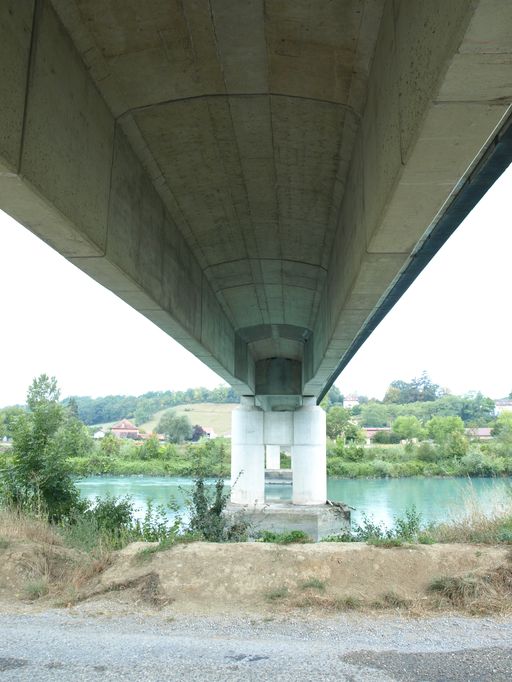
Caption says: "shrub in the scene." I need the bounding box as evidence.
[183,476,248,542]
[257,530,312,544]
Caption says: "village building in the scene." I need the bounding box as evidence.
[343,395,360,410]
[495,400,512,416]
[110,419,140,440]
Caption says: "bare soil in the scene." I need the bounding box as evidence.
[1,537,511,617]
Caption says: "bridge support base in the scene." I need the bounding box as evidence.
[230,397,326,506]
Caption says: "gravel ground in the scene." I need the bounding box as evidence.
[1,611,512,681]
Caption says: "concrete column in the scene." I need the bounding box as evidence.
[230,397,265,506]
[265,445,281,470]
[291,398,327,505]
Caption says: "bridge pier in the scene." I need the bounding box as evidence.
[265,445,281,471]
[230,397,326,507]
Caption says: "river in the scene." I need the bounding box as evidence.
[76,475,512,529]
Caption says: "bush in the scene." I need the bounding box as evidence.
[372,431,401,445]
[257,530,312,544]
[416,442,438,462]
[183,476,248,542]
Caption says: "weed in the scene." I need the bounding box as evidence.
[265,586,289,601]
[428,575,481,604]
[24,579,49,600]
[380,591,411,608]
[300,578,326,591]
[367,537,403,548]
[257,530,312,544]
[134,545,159,563]
[320,533,354,543]
[335,595,362,610]
[0,537,10,550]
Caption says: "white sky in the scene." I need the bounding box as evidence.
[0,163,511,407]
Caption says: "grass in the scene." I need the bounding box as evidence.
[265,586,289,601]
[428,575,481,604]
[138,403,235,436]
[257,530,312,544]
[300,577,326,591]
[0,537,10,550]
[367,537,404,548]
[24,579,49,600]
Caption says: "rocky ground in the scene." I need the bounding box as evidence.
[1,610,512,680]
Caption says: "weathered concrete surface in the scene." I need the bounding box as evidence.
[1,1,511,399]
[227,502,349,541]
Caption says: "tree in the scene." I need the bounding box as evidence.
[427,416,465,448]
[0,406,25,439]
[191,424,207,442]
[326,406,350,440]
[492,412,512,449]
[384,373,441,404]
[158,412,193,443]
[326,386,344,406]
[0,375,83,521]
[360,402,389,427]
[139,434,160,460]
[100,433,121,457]
[392,416,424,441]
[54,404,94,458]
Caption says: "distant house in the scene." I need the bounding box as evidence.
[495,400,512,416]
[93,430,106,440]
[465,427,493,440]
[363,427,391,445]
[203,426,216,440]
[343,395,360,410]
[111,419,140,440]
[139,432,166,442]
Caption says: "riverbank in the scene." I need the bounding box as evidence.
[63,450,512,480]
[1,504,512,618]
[1,528,511,617]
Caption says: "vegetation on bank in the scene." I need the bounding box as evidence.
[2,373,512,483]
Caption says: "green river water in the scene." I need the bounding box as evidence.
[76,476,512,529]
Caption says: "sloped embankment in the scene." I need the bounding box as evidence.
[1,534,511,616]
[82,541,512,615]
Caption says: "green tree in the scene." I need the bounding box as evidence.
[360,402,389,427]
[344,422,365,444]
[139,434,160,460]
[54,407,94,458]
[392,415,424,441]
[326,406,350,439]
[100,433,121,457]
[384,372,441,404]
[0,375,83,521]
[0,406,25,439]
[158,412,193,443]
[492,412,512,450]
[427,415,465,448]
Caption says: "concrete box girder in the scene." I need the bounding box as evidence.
[0,0,511,402]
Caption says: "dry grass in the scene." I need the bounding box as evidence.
[427,551,512,614]
[428,485,512,545]
[0,508,62,546]
[0,507,113,605]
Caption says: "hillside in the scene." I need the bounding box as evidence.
[139,402,236,436]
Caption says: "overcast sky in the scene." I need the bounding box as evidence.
[0,163,510,407]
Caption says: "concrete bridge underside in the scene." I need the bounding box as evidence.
[1,1,511,505]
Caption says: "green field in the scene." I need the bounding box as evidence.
[139,402,236,436]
